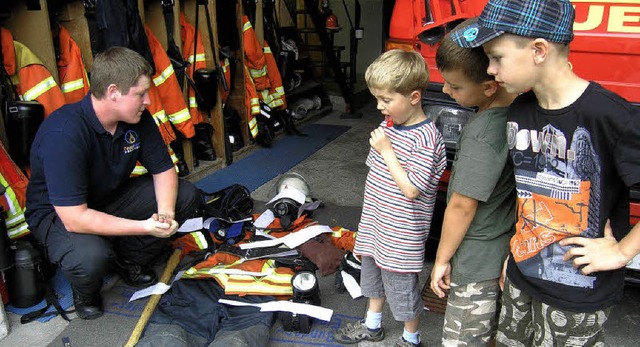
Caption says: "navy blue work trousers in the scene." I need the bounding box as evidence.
[30,176,200,296]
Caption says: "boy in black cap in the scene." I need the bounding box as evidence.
[450,0,640,345]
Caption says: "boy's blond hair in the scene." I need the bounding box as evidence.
[365,49,429,95]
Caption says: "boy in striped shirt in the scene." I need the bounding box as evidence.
[333,49,446,347]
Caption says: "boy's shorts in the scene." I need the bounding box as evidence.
[442,279,500,347]
[360,256,423,322]
[496,278,612,347]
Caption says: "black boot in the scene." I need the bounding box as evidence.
[170,139,190,177]
[194,123,217,161]
[111,258,157,287]
[72,288,103,320]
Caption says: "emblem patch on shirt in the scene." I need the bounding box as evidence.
[123,130,140,154]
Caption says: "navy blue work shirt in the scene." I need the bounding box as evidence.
[25,94,173,227]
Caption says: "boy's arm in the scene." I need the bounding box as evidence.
[430,192,478,298]
[370,127,421,199]
[561,221,640,275]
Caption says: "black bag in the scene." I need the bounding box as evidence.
[199,184,253,222]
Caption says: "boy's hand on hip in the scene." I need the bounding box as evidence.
[369,127,392,154]
[430,262,451,298]
[560,221,628,275]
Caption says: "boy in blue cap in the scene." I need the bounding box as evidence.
[450,0,640,345]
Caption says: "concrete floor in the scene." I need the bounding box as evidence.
[0,99,639,347]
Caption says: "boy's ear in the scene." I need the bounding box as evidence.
[409,90,421,105]
[531,38,549,65]
[482,80,498,98]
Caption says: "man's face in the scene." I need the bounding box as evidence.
[483,35,535,94]
[369,88,421,126]
[441,69,487,109]
[115,75,151,124]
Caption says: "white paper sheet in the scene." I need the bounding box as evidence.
[177,217,203,232]
[129,283,171,302]
[218,299,333,321]
[341,270,363,299]
[239,224,332,250]
[267,186,306,205]
[253,209,276,229]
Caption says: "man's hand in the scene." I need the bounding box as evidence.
[430,261,451,298]
[560,221,629,275]
[369,127,392,154]
[144,213,178,238]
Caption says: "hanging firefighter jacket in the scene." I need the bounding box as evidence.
[262,41,286,109]
[130,84,180,177]
[56,26,90,104]
[145,25,194,139]
[242,16,270,91]
[0,142,30,239]
[244,65,259,139]
[180,12,207,125]
[1,28,65,117]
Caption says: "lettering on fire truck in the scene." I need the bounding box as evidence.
[573,0,640,33]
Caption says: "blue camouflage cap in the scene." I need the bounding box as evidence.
[450,0,575,48]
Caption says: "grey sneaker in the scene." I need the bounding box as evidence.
[395,337,423,347]
[333,319,385,344]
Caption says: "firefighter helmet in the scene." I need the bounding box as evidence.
[276,172,311,202]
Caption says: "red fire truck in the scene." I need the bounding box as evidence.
[385,0,640,283]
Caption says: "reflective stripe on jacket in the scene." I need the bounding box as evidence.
[244,65,259,138]
[1,28,65,117]
[262,42,286,109]
[57,26,90,104]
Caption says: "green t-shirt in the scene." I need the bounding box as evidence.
[447,106,516,285]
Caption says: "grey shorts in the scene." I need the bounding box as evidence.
[359,256,423,322]
[443,279,500,347]
[496,278,612,347]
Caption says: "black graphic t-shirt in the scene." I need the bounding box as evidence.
[506,82,640,311]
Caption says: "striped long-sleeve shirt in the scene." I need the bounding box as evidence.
[355,119,446,272]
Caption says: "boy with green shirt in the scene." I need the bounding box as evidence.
[429,18,517,346]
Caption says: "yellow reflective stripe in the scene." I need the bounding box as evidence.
[191,232,208,250]
[269,98,284,108]
[61,78,84,93]
[153,64,175,87]
[167,107,191,124]
[189,96,198,108]
[243,21,252,32]
[275,86,285,97]
[187,53,206,64]
[260,89,272,103]
[8,223,29,239]
[131,165,148,176]
[152,109,170,125]
[23,76,57,101]
[249,117,258,137]
[249,66,267,78]
[0,175,28,238]
[263,46,272,54]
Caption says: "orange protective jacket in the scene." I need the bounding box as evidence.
[145,25,194,139]
[180,13,208,124]
[1,27,65,117]
[244,64,260,139]
[242,16,270,91]
[262,41,286,109]
[56,26,90,104]
[0,142,30,239]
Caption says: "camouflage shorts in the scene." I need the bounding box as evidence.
[496,278,612,347]
[442,279,500,347]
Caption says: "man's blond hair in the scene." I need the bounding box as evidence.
[365,49,429,95]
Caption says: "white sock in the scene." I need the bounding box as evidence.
[403,329,420,344]
[364,310,382,330]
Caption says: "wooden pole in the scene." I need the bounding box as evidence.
[124,248,182,347]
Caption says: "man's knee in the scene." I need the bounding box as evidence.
[175,179,201,222]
